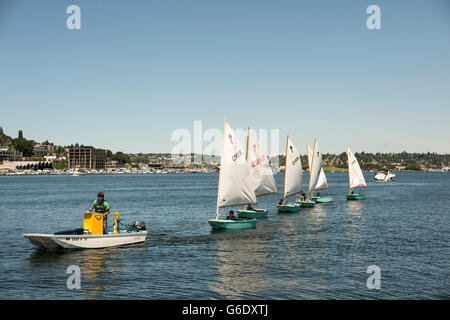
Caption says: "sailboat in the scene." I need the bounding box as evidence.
[208,119,258,230]
[346,146,367,200]
[307,140,333,204]
[237,128,278,219]
[277,136,302,213]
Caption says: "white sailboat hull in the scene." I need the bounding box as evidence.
[24,232,147,250]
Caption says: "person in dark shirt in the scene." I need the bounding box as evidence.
[246,204,255,211]
[226,210,238,221]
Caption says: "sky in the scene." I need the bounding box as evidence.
[0,0,449,154]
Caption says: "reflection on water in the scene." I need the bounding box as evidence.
[345,200,364,217]
[212,229,270,299]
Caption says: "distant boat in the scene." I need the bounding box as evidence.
[374,169,395,182]
[277,136,302,213]
[237,128,278,219]
[208,119,258,230]
[307,140,333,204]
[346,146,367,200]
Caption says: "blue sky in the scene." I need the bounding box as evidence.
[0,0,449,154]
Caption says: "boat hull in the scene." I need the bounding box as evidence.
[208,219,257,230]
[311,196,334,203]
[297,200,315,208]
[237,209,267,219]
[346,194,365,200]
[23,232,148,250]
[277,204,300,213]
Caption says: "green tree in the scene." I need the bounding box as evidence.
[112,152,131,164]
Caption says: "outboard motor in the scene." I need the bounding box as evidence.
[130,221,146,231]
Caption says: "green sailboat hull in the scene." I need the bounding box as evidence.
[237,209,268,219]
[297,200,315,208]
[346,194,365,200]
[277,204,300,213]
[208,219,257,230]
[311,196,334,203]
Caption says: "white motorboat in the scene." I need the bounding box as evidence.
[374,169,395,182]
[24,231,147,250]
[24,212,147,250]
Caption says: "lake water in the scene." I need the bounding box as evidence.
[0,172,448,299]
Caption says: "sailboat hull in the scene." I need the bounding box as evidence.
[277,204,300,213]
[237,209,267,219]
[208,219,257,230]
[312,196,334,203]
[346,194,365,200]
[297,200,315,208]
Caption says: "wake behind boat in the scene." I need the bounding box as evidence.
[24,212,147,250]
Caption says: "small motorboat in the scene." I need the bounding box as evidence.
[374,169,395,182]
[24,212,147,250]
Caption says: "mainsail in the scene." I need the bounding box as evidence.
[347,146,367,190]
[246,128,278,197]
[307,141,328,192]
[216,120,256,219]
[283,136,303,200]
[308,139,322,196]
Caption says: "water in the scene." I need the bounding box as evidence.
[0,172,448,299]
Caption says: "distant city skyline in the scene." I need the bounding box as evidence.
[1,0,449,154]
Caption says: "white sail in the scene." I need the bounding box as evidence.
[308,139,322,195]
[314,168,328,190]
[283,137,303,199]
[247,128,278,196]
[217,121,257,212]
[347,146,367,189]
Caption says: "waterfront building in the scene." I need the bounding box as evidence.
[68,147,106,170]
[0,148,23,161]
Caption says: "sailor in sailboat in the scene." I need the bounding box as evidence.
[277,136,303,213]
[237,127,278,219]
[208,119,258,230]
[346,146,368,200]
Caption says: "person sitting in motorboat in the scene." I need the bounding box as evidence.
[226,210,238,221]
[89,192,110,234]
[246,204,255,211]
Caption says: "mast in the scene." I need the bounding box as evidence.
[216,118,227,220]
[242,127,250,210]
[347,145,351,194]
[282,135,289,203]
[308,138,316,199]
